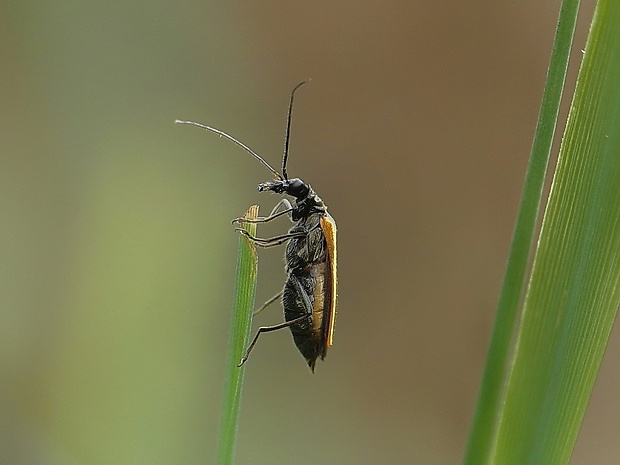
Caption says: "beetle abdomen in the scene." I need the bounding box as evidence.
[283,260,331,371]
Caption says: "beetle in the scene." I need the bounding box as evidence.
[176,81,337,372]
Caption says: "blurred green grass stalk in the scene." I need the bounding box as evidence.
[217,205,259,465]
[463,0,581,462]
[492,1,620,462]
[466,0,620,464]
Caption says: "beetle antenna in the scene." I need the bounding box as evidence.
[281,81,308,180]
[175,119,283,180]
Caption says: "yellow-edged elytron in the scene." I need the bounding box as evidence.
[176,82,337,372]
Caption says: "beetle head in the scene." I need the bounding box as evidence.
[258,178,310,200]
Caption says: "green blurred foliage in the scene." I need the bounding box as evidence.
[1,1,247,463]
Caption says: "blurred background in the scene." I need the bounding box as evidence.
[1,0,616,464]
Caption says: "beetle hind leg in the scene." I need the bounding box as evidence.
[238,314,311,367]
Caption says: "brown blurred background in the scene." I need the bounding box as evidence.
[2,1,616,464]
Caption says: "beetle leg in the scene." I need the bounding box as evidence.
[253,291,283,317]
[238,314,311,367]
[235,221,322,248]
[232,199,293,224]
[235,228,306,248]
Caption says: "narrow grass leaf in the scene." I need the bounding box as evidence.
[217,205,259,465]
[491,2,620,463]
[463,1,581,463]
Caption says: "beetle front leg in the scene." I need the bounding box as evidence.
[232,199,293,225]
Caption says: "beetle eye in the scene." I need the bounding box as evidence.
[287,178,308,197]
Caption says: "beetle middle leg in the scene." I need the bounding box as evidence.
[235,228,307,248]
[235,221,322,248]
[253,291,283,317]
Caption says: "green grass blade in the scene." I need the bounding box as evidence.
[491,1,620,463]
[216,205,259,465]
[462,1,581,463]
